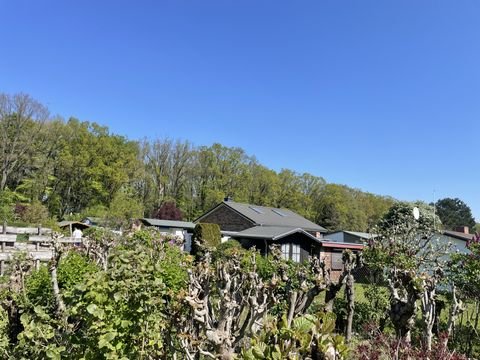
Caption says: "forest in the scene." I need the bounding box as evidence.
[1,92,477,234]
[0,92,399,231]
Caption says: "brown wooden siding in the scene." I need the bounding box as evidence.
[320,248,344,281]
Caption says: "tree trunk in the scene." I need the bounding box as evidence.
[324,282,342,312]
[444,285,463,349]
[50,261,66,317]
[0,169,7,192]
[421,279,436,351]
[345,273,355,342]
[287,291,298,328]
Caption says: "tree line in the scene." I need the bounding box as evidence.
[0,92,476,232]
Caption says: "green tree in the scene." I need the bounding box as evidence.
[314,184,367,231]
[0,189,15,225]
[0,93,49,191]
[107,189,144,228]
[364,202,446,348]
[435,197,476,231]
[49,119,140,217]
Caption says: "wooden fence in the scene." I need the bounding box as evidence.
[0,225,82,275]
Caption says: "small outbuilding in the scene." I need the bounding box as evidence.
[140,218,196,252]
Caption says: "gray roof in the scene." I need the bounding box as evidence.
[219,201,326,232]
[232,226,322,243]
[141,218,196,229]
[328,231,377,239]
[442,230,474,242]
[58,221,90,230]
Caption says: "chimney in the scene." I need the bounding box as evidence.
[224,196,233,202]
[455,226,470,234]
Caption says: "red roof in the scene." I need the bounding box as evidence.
[321,241,364,250]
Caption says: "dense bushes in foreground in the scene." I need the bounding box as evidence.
[0,225,474,359]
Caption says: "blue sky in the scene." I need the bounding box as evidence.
[1,0,479,220]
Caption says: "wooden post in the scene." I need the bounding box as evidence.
[0,260,3,276]
[35,259,40,271]
[35,241,39,251]
[2,220,5,234]
[1,241,4,252]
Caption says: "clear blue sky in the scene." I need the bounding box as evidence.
[1,0,479,220]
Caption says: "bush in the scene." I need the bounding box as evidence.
[21,201,49,225]
[212,239,243,261]
[192,223,221,255]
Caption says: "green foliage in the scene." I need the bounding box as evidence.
[58,251,98,290]
[107,189,144,228]
[364,201,442,272]
[19,201,50,225]
[0,189,16,223]
[435,197,476,231]
[25,266,54,310]
[0,91,401,234]
[14,306,67,360]
[334,285,390,334]
[192,223,221,255]
[242,312,349,360]
[0,307,9,358]
[314,184,394,232]
[449,242,480,299]
[24,251,98,312]
[212,239,244,262]
[66,244,182,358]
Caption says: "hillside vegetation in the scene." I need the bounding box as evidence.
[0,92,396,230]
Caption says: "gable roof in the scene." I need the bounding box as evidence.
[198,201,326,232]
[233,226,322,242]
[141,218,196,229]
[58,221,91,230]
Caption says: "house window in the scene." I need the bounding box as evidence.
[281,243,289,260]
[281,243,301,262]
[292,244,300,262]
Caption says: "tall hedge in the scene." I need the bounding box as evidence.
[192,223,221,255]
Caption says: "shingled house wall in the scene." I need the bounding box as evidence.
[199,204,254,232]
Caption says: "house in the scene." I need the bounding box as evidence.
[438,226,474,255]
[325,231,376,244]
[195,199,363,278]
[140,218,196,252]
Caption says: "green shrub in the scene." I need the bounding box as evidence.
[212,239,243,262]
[192,223,221,255]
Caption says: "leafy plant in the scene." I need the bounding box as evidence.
[242,312,349,360]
